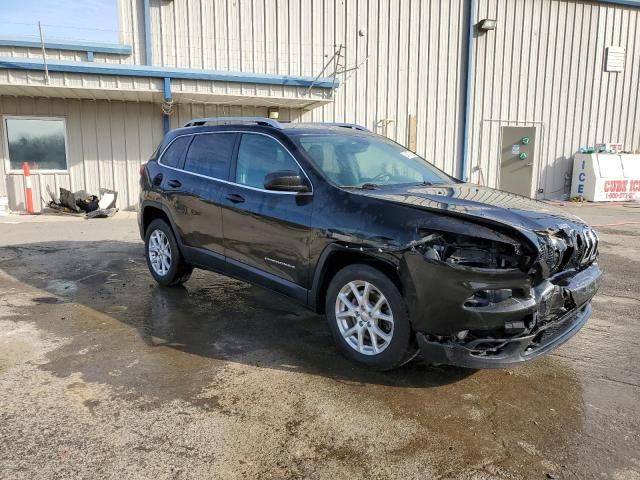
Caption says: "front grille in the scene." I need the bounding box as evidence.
[577,229,599,265]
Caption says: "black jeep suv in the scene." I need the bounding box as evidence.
[139,117,602,370]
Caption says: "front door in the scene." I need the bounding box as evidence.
[221,133,313,289]
[499,126,536,197]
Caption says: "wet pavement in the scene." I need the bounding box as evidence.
[0,206,639,479]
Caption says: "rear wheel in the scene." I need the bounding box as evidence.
[145,219,193,286]
[325,264,416,370]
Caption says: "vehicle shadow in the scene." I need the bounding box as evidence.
[0,240,475,388]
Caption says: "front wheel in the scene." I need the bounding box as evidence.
[145,219,193,286]
[325,264,416,371]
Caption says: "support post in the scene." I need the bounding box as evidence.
[163,77,172,134]
[408,114,417,152]
[38,21,50,84]
[460,0,476,182]
[143,0,152,65]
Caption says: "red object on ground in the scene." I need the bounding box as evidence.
[22,162,34,214]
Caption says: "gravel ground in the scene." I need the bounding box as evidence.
[0,205,638,480]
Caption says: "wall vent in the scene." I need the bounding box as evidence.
[605,46,625,72]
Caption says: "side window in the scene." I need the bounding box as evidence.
[236,134,301,189]
[160,136,190,168]
[184,133,237,179]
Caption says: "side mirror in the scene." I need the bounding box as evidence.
[264,170,311,193]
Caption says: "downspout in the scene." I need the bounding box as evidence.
[163,77,172,134]
[143,0,152,65]
[460,0,476,182]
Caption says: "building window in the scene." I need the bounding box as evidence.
[4,117,69,172]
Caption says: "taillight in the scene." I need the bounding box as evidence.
[139,163,146,176]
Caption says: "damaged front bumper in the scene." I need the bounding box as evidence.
[403,253,602,368]
[417,303,592,368]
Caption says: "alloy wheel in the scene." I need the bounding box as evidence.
[335,280,394,355]
[148,229,172,276]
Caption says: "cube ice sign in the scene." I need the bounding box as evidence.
[571,153,640,201]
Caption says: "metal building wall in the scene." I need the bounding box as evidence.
[0,96,163,210]
[147,0,468,176]
[470,0,640,198]
[168,102,302,130]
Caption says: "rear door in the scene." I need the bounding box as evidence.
[165,132,238,257]
[220,132,314,289]
[157,134,192,237]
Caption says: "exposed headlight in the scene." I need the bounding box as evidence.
[538,233,567,272]
[535,230,592,276]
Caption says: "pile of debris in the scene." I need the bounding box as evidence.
[46,187,119,219]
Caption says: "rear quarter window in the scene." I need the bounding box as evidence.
[160,136,191,168]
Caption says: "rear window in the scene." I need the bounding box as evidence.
[160,136,190,168]
[184,133,237,179]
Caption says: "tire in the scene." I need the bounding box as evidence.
[325,264,416,371]
[145,219,193,286]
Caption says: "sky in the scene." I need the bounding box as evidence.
[0,0,119,44]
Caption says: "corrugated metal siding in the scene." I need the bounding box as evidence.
[0,96,163,210]
[168,102,302,130]
[0,69,163,96]
[148,0,467,175]
[0,47,138,66]
[470,0,640,198]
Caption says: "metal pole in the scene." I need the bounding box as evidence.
[305,48,340,96]
[38,21,50,84]
[460,0,476,182]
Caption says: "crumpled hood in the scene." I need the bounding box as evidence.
[356,183,586,233]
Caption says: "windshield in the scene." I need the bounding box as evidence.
[294,133,454,188]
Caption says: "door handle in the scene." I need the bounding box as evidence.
[225,193,245,204]
[167,179,182,188]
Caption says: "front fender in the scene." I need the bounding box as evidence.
[399,250,533,335]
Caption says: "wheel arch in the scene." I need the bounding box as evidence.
[141,202,178,238]
[309,244,402,314]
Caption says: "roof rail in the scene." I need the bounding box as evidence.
[321,122,370,132]
[183,117,282,129]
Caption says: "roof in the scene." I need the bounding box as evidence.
[179,117,371,135]
[169,123,375,140]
